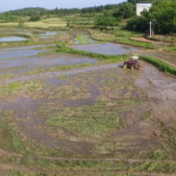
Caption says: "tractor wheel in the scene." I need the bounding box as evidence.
[123,64,127,69]
[131,65,135,70]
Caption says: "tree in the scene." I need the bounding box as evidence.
[113,2,135,19]
[127,0,176,34]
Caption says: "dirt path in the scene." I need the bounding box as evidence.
[130,37,155,43]
[130,37,170,45]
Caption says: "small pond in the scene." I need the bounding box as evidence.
[0,36,27,42]
[0,49,46,60]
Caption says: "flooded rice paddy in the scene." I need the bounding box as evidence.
[70,43,139,55]
[0,36,27,42]
[0,54,99,76]
[0,48,46,60]
[0,37,176,175]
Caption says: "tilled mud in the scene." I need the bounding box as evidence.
[1,60,176,175]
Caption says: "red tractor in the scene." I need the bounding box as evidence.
[123,60,140,70]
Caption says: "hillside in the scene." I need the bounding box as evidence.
[7,7,48,16]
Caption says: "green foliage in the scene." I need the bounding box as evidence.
[4,7,48,16]
[18,20,24,26]
[127,0,176,34]
[153,150,165,159]
[113,2,135,19]
[25,80,40,92]
[83,35,91,43]
[132,161,163,172]
[128,0,155,3]
[0,81,22,97]
[96,16,119,26]
[0,81,40,98]
[46,99,135,137]
[29,15,40,22]
[168,163,176,173]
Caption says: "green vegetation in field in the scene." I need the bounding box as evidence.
[140,55,176,76]
[0,81,40,98]
[0,110,31,153]
[77,35,85,43]
[130,161,163,172]
[46,99,136,137]
[83,35,91,43]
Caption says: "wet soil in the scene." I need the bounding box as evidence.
[0,53,99,76]
[70,43,139,55]
[0,51,176,175]
[1,61,175,155]
[0,63,121,84]
[0,49,46,60]
[135,62,176,131]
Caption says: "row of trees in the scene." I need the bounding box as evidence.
[94,2,135,27]
[0,3,136,22]
[1,0,175,35]
[127,0,176,34]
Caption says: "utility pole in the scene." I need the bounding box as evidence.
[149,21,152,37]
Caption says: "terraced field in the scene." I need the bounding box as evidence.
[0,31,176,176]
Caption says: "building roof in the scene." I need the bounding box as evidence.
[136,3,152,7]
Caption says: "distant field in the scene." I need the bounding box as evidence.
[0,21,67,28]
[41,17,66,23]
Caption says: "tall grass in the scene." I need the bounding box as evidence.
[140,55,176,76]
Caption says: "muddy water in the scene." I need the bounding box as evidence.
[0,63,121,84]
[2,44,56,51]
[2,45,46,51]
[0,63,161,155]
[70,43,139,55]
[0,54,99,76]
[135,61,176,131]
[0,36,27,42]
[0,97,91,154]
[0,49,46,60]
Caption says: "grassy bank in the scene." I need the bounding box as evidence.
[140,55,176,76]
[89,30,154,49]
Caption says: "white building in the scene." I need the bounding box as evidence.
[136,3,152,17]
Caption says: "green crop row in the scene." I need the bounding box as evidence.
[140,55,176,76]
